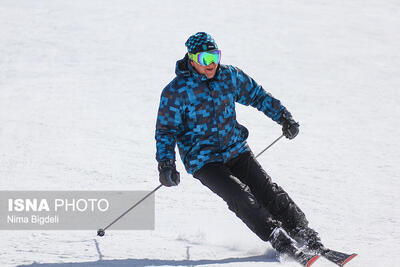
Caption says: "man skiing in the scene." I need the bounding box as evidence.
[155,32,324,265]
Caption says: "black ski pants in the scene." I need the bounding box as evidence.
[193,151,308,242]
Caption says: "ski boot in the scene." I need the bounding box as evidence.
[289,226,358,266]
[269,227,320,266]
[289,226,326,253]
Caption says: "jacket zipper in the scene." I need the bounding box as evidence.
[207,80,223,160]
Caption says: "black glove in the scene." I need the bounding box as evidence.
[280,111,300,140]
[158,160,180,187]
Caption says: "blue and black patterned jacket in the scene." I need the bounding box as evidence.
[155,54,289,174]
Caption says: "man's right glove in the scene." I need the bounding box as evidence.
[279,111,300,140]
[158,160,180,187]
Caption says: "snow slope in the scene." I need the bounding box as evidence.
[1,0,399,266]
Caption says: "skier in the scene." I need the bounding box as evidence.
[155,32,323,265]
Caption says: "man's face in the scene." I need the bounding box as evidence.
[190,61,218,79]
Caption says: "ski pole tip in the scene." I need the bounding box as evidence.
[97,228,105,237]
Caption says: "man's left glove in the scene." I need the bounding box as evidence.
[158,160,180,187]
[280,111,300,140]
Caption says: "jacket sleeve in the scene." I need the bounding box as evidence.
[155,83,184,162]
[232,66,288,123]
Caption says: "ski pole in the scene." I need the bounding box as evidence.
[97,184,163,237]
[255,134,284,159]
[97,134,283,236]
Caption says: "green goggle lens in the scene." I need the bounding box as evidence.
[189,50,221,66]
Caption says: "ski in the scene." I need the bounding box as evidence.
[321,249,357,266]
[296,253,321,267]
[279,250,320,267]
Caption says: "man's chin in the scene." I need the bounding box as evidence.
[205,69,216,78]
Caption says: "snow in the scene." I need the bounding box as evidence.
[1,0,400,266]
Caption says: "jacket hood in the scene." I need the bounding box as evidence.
[175,54,192,77]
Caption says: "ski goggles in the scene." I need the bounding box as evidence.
[188,50,221,66]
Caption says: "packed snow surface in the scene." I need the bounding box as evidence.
[1,0,399,266]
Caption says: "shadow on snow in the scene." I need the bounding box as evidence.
[18,254,278,267]
[18,239,279,266]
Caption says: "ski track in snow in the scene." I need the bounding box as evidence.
[1,0,400,266]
